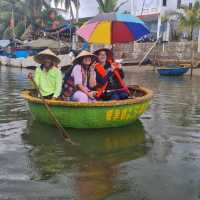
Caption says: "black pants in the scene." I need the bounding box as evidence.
[103,91,128,101]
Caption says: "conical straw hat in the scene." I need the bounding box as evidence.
[93,48,113,61]
[73,50,97,64]
[34,48,60,65]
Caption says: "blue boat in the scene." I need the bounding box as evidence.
[157,66,190,76]
[15,50,29,58]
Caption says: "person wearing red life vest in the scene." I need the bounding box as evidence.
[93,48,129,100]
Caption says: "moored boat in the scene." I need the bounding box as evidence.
[21,86,153,129]
[0,53,74,69]
[157,66,189,76]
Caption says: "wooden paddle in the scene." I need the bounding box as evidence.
[29,77,78,146]
[113,69,130,95]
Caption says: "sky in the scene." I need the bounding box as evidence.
[79,0,130,18]
[55,0,196,19]
[55,0,131,19]
[79,0,99,18]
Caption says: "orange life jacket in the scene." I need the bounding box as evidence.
[95,61,130,98]
[95,63,109,98]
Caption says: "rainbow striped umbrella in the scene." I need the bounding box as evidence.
[76,12,150,45]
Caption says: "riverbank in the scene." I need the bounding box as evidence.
[124,65,200,76]
[1,63,200,77]
[114,41,200,67]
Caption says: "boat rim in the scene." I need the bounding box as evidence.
[21,86,153,107]
[157,66,190,70]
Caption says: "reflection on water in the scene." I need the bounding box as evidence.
[1,66,200,200]
[23,121,151,200]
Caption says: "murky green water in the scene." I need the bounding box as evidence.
[0,66,200,200]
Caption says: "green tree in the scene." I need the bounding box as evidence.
[96,0,128,13]
[0,0,26,38]
[0,0,52,38]
[163,1,200,40]
[54,0,80,22]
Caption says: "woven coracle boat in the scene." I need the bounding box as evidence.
[157,66,189,76]
[21,86,153,129]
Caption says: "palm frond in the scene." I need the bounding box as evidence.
[96,0,105,13]
[96,0,105,11]
[115,0,128,12]
[71,0,80,7]
[162,1,200,40]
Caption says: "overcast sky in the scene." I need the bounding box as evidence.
[79,0,98,18]
[80,0,130,17]
[56,0,195,19]
[75,0,130,18]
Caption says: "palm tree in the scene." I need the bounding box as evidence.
[96,0,128,13]
[0,0,82,39]
[0,0,52,38]
[0,0,26,38]
[53,0,80,46]
[163,1,200,40]
[54,0,80,22]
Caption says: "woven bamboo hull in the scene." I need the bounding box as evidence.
[157,66,189,76]
[21,86,153,129]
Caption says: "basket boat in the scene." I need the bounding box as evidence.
[157,66,189,76]
[21,86,153,129]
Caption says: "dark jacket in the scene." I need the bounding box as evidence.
[96,62,124,90]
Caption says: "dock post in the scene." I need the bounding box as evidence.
[190,41,195,78]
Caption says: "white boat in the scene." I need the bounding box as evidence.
[0,53,74,69]
[0,56,10,66]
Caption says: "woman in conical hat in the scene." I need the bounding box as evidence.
[28,49,62,100]
[93,48,113,62]
[61,50,97,102]
[34,48,60,66]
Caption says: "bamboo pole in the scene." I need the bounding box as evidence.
[190,41,195,78]
[138,40,159,67]
[153,45,157,71]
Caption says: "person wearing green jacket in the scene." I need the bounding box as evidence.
[28,49,62,100]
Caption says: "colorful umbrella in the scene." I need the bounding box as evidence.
[76,12,150,45]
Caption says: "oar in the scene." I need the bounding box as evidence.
[113,69,130,95]
[109,50,130,95]
[29,77,78,146]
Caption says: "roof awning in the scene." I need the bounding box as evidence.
[22,39,68,49]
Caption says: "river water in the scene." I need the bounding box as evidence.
[0,66,200,200]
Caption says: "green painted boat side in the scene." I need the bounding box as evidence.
[28,101,150,128]
[22,86,153,129]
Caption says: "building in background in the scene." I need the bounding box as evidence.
[74,0,198,41]
[56,0,198,41]
[129,0,198,41]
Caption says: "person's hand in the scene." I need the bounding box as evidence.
[115,59,123,64]
[92,91,97,97]
[88,91,96,99]
[28,72,33,80]
[90,61,96,70]
[111,63,120,71]
[111,63,115,72]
